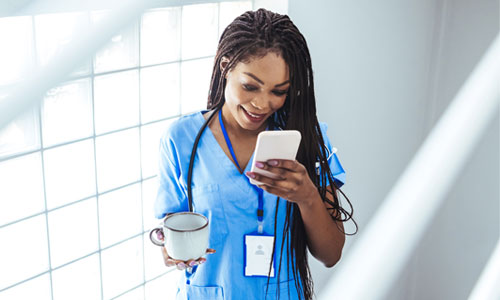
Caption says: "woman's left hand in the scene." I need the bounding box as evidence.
[246,159,318,206]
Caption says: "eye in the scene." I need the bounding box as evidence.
[272,89,288,96]
[242,84,258,91]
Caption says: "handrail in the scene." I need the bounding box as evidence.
[319,33,500,300]
[0,0,158,130]
[468,239,500,300]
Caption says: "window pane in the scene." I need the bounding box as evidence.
[43,139,96,209]
[48,198,99,268]
[140,64,180,123]
[101,236,144,300]
[114,286,144,300]
[0,215,49,290]
[141,7,181,66]
[0,108,40,158]
[145,270,181,300]
[92,11,139,73]
[141,119,175,179]
[181,57,213,114]
[94,70,139,134]
[99,183,142,248]
[0,274,51,300]
[143,231,169,281]
[42,79,93,147]
[95,128,140,192]
[0,153,44,226]
[34,12,90,76]
[0,16,34,86]
[219,1,253,37]
[181,3,218,60]
[52,254,101,300]
[142,178,159,232]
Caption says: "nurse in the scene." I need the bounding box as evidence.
[154,8,356,300]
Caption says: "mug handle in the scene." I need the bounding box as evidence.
[149,227,165,247]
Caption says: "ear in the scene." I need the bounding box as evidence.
[219,56,230,76]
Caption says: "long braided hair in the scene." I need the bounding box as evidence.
[206,8,357,300]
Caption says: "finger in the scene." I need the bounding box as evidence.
[165,259,176,267]
[206,248,216,254]
[267,159,302,172]
[259,184,290,200]
[254,161,288,178]
[197,257,207,264]
[247,172,284,187]
[176,262,187,270]
[186,259,198,268]
[161,247,175,267]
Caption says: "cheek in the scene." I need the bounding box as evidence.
[270,96,287,111]
[226,84,248,104]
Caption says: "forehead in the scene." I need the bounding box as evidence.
[232,52,289,85]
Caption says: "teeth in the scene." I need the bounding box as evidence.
[247,110,262,118]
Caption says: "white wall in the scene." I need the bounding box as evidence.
[411,0,499,299]
[287,0,499,299]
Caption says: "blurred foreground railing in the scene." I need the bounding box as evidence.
[0,0,158,130]
[468,239,500,300]
[319,33,500,300]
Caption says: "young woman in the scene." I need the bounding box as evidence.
[154,8,355,300]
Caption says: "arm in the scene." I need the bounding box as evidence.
[297,185,345,267]
[246,160,345,268]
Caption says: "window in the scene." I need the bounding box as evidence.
[0,1,255,299]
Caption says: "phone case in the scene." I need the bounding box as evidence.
[249,130,301,185]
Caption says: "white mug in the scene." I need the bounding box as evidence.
[149,212,209,261]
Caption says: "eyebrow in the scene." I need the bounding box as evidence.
[243,72,290,87]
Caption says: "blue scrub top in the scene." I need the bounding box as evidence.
[154,111,345,300]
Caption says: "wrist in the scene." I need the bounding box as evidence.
[298,188,321,211]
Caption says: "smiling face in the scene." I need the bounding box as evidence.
[221,51,290,134]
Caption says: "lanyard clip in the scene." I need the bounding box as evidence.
[257,221,264,234]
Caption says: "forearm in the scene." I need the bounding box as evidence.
[297,191,345,267]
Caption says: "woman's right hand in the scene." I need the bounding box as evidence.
[161,247,216,270]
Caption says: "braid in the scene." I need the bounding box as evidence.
[207,8,357,300]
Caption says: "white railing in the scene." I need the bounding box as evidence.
[319,33,500,300]
[0,0,152,129]
[468,239,500,300]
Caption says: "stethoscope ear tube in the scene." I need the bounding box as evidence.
[187,105,223,212]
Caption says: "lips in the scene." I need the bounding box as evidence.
[241,106,266,122]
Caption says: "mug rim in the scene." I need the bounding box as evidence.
[163,212,208,232]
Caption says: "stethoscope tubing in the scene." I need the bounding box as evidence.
[187,105,223,212]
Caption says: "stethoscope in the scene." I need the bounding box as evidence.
[187,105,222,212]
[185,105,336,213]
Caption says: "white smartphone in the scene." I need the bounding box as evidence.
[249,130,302,185]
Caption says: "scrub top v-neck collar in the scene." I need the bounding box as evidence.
[197,111,255,194]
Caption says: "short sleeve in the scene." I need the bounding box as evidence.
[319,122,346,188]
[153,131,189,219]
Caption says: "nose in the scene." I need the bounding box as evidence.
[250,96,270,112]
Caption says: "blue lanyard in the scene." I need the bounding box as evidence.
[218,109,265,233]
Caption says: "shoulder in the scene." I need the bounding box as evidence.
[318,121,329,133]
[317,121,330,141]
[161,111,203,144]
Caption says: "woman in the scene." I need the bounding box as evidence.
[154,8,355,300]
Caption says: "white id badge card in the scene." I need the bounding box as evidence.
[244,234,275,277]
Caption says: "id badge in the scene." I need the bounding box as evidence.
[244,234,275,277]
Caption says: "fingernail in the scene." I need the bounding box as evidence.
[189,261,197,267]
[199,259,206,264]
[255,162,265,168]
[246,172,256,179]
[177,262,186,269]
[268,160,278,166]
